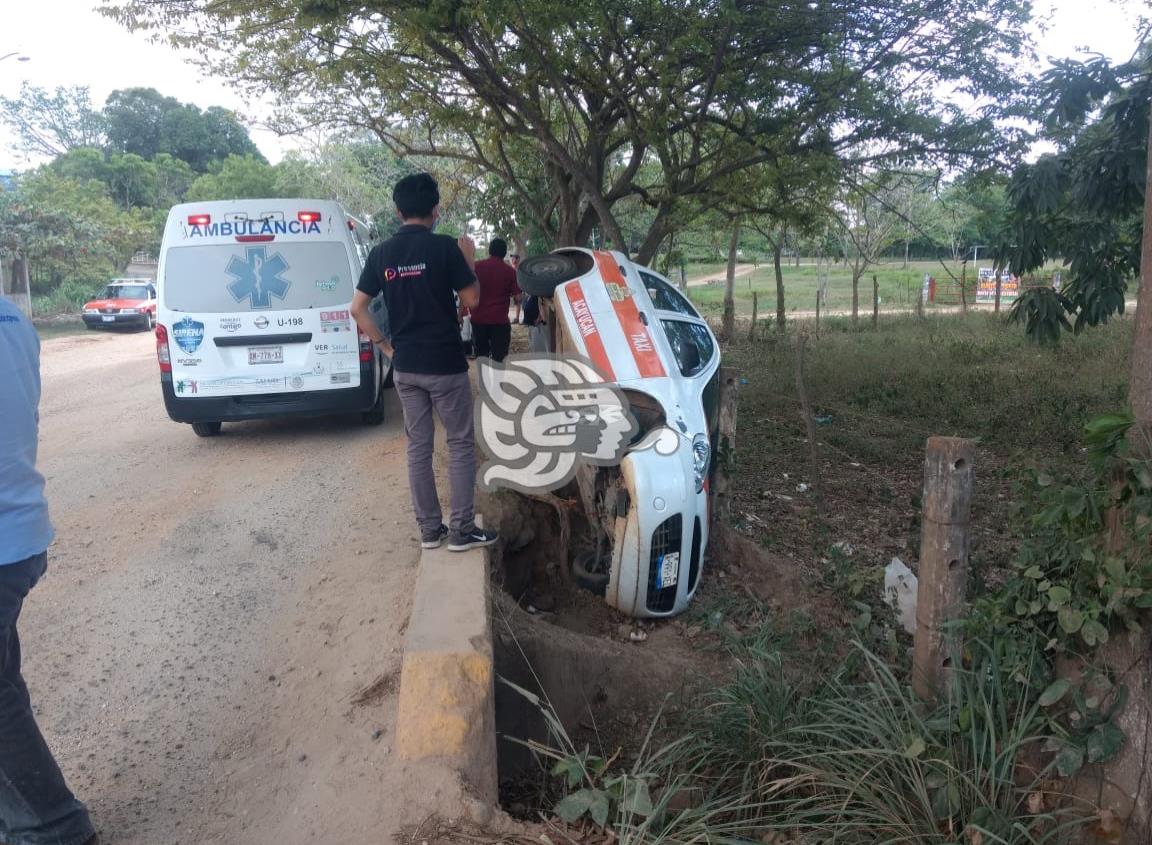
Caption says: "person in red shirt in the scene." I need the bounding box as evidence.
[470,238,521,362]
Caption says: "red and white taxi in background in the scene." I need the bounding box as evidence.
[517,249,721,618]
[81,279,157,331]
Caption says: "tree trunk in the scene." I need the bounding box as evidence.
[793,333,823,512]
[721,220,740,341]
[634,206,674,265]
[960,261,968,313]
[10,255,32,318]
[1095,97,1152,844]
[903,236,910,269]
[872,274,879,328]
[773,238,785,331]
[1129,93,1152,427]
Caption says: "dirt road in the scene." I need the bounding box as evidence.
[686,264,756,286]
[25,330,418,843]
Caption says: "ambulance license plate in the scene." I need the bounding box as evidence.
[248,346,283,365]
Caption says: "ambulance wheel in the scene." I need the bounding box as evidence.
[572,549,609,596]
[192,421,222,437]
[517,254,580,298]
[362,388,385,426]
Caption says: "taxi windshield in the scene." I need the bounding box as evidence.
[102,284,149,300]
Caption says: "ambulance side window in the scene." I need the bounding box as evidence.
[351,225,369,263]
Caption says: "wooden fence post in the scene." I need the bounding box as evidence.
[912,436,975,702]
[794,333,823,512]
[711,367,740,524]
[749,291,758,340]
[815,290,821,335]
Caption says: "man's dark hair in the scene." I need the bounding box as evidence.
[393,173,440,219]
[488,238,508,258]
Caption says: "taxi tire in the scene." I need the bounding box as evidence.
[572,549,609,596]
[192,421,222,437]
[517,254,580,298]
[142,312,154,331]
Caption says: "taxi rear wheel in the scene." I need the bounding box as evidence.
[517,254,580,298]
[191,421,222,437]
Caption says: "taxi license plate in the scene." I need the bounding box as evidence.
[657,551,680,589]
[248,346,283,365]
[102,315,115,322]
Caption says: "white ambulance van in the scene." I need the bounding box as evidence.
[154,199,390,437]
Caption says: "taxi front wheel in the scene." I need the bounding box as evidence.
[191,421,222,437]
[517,254,580,298]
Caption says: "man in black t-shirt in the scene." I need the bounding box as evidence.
[351,173,498,552]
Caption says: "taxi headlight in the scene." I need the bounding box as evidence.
[119,308,139,314]
[83,308,98,314]
[692,433,710,493]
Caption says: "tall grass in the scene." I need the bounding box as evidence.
[510,643,1092,845]
[32,278,105,315]
[692,644,1088,844]
[728,313,1131,452]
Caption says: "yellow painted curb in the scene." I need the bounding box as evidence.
[394,539,497,803]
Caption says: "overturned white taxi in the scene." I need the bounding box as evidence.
[511,249,721,618]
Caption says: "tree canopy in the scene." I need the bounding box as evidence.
[104,88,264,171]
[0,84,107,158]
[0,84,263,174]
[102,0,1037,262]
[1001,53,1151,340]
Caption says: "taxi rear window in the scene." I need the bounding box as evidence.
[162,243,353,313]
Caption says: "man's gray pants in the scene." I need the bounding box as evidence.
[393,370,476,534]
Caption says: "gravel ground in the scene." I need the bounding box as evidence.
[22,330,420,843]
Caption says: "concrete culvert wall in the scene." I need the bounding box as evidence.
[490,592,699,813]
[480,488,707,815]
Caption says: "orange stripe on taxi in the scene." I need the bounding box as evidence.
[564,281,615,380]
[592,251,666,379]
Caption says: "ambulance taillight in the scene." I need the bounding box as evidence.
[155,324,172,373]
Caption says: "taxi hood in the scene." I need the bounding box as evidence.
[84,297,148,309]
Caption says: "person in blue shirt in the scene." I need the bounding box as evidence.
[0,296,97,845]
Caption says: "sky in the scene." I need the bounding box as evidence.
[0,0,1149,172]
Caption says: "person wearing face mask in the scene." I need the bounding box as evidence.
[350,172,499,553]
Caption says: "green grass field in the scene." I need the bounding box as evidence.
[726,311,1132,453]
[683,259,1015,316]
